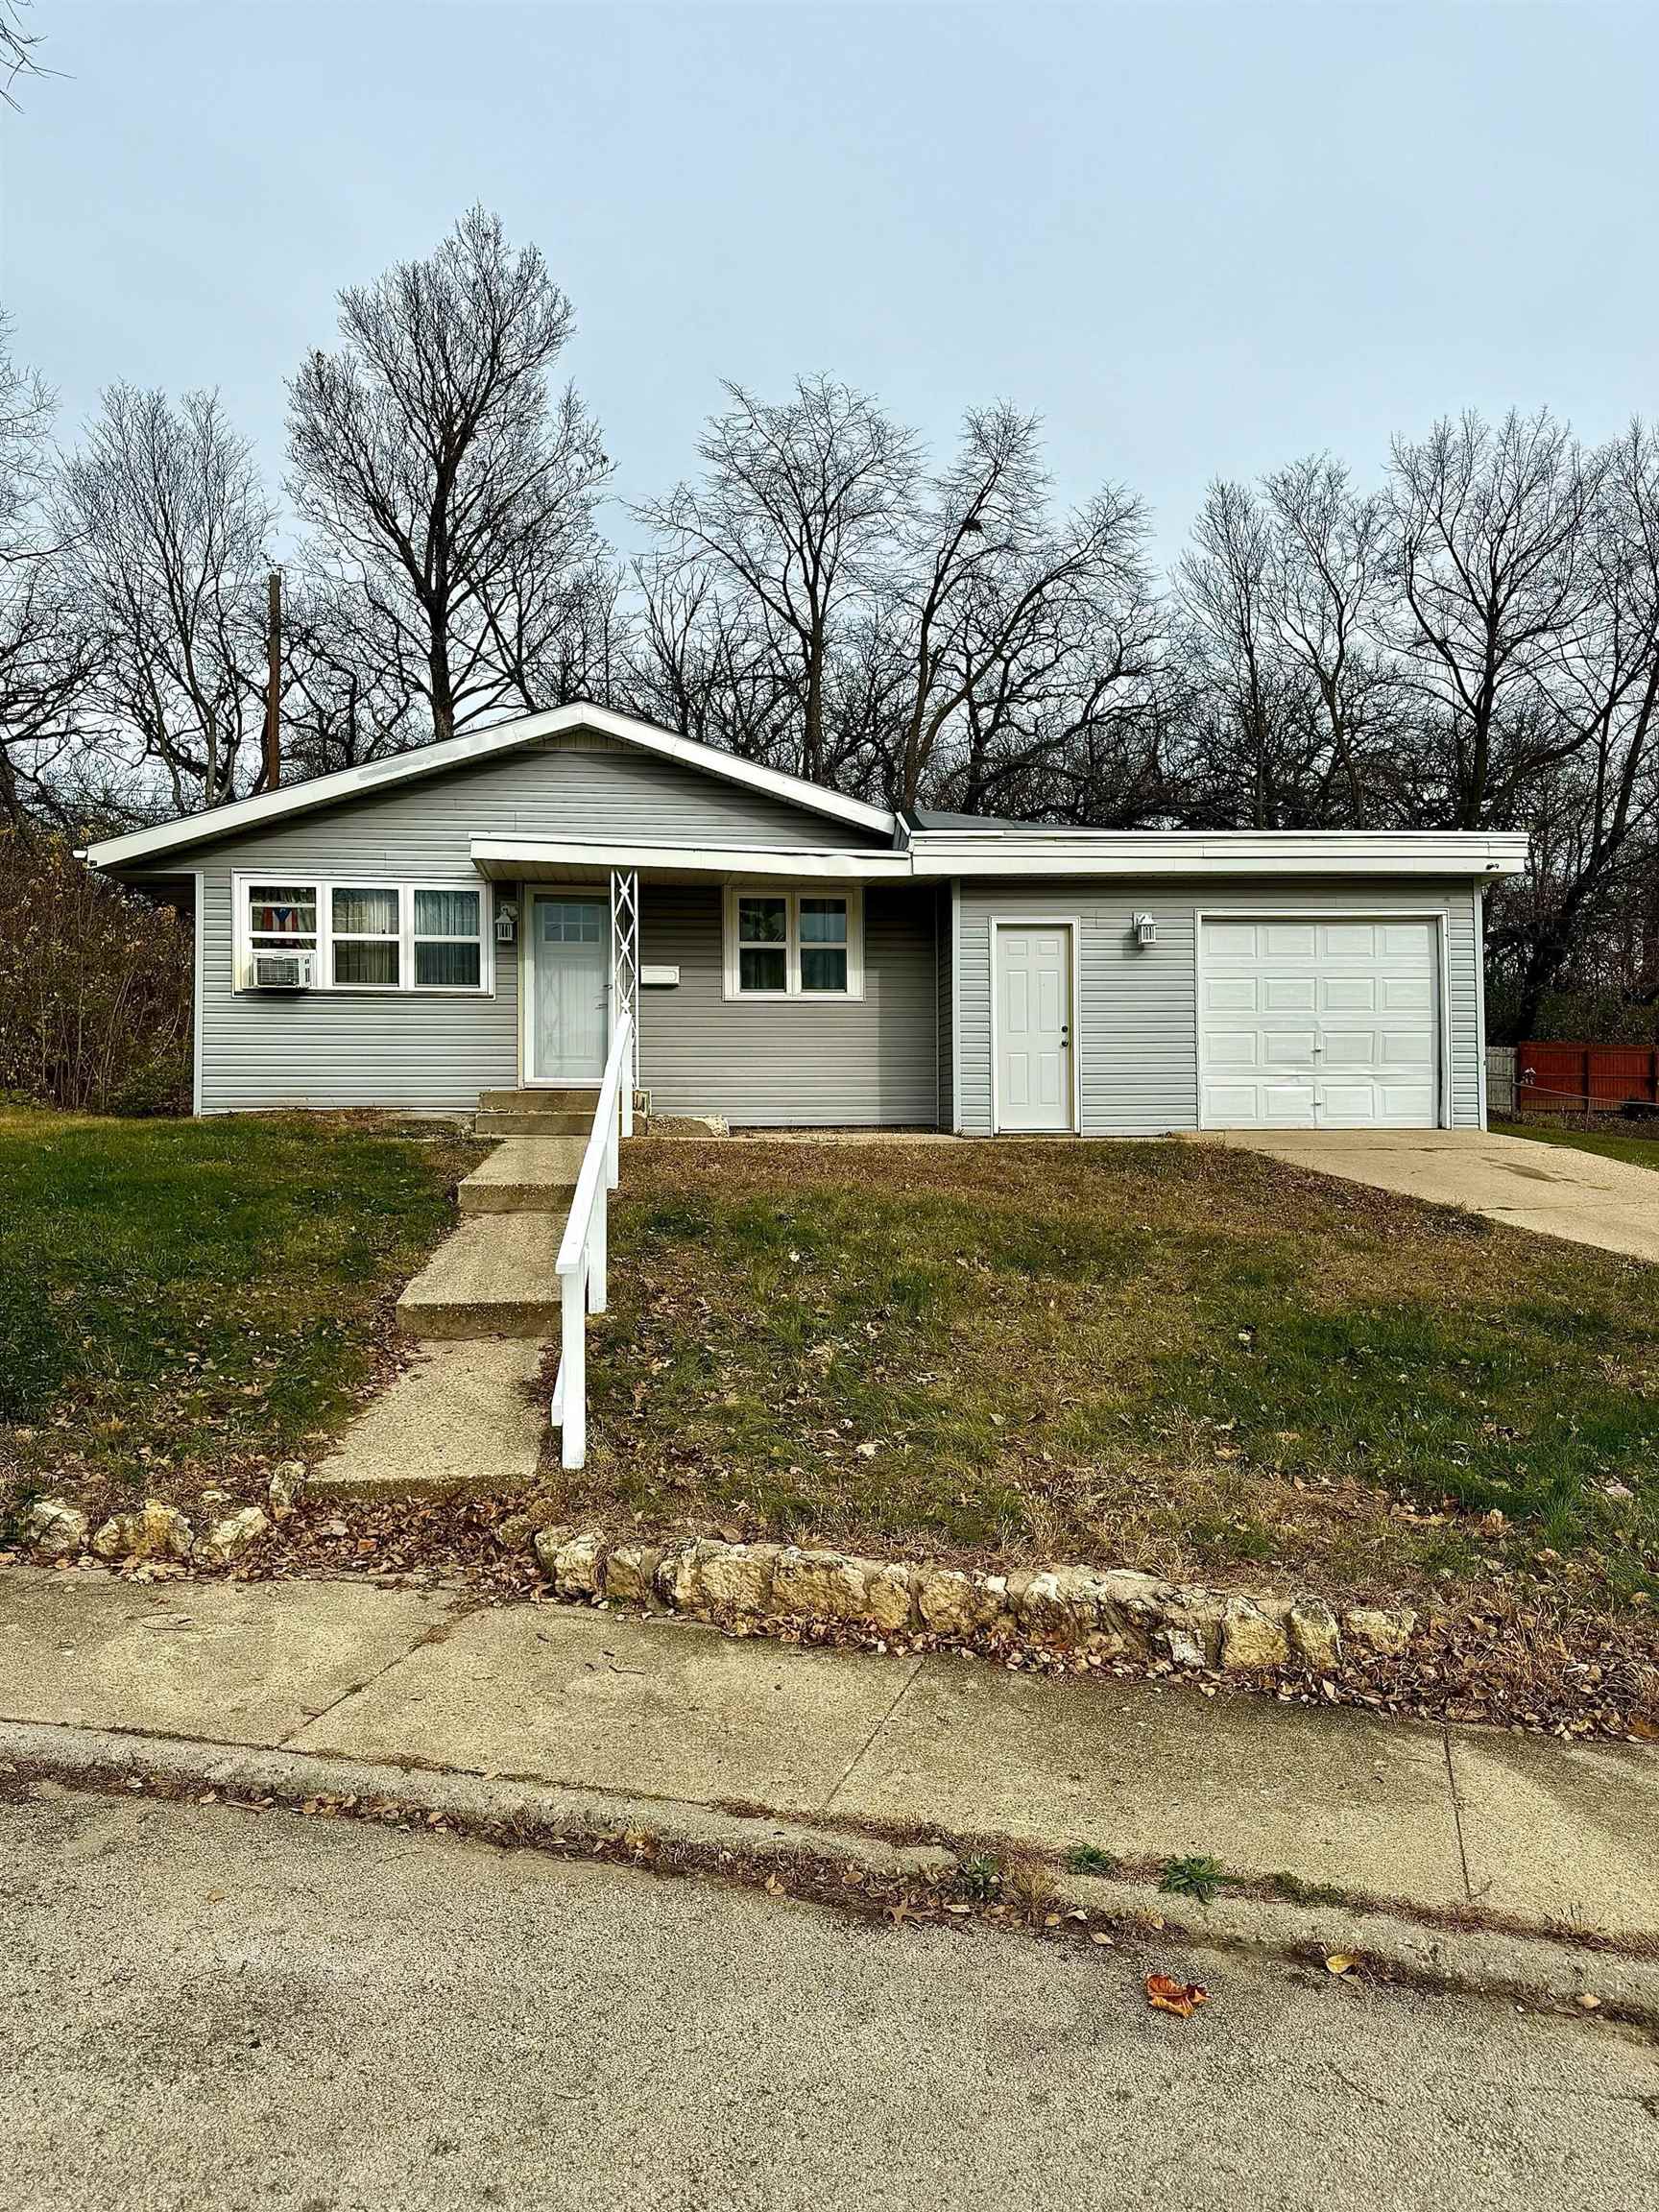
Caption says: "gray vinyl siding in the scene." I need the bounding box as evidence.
[193,733,892,872]
[935,885,953,1129]
[196,865,520,1111]
[955,878,1485,1137]
[638,884,939,1127]
[188,733,891,1115]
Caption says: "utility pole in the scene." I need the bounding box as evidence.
[264,568,282,791]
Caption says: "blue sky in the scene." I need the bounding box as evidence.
[4,0,1655,563]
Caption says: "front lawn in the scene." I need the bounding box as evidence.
[564,1139,1659,1611]
[1493,1117,1659,1172]
[0,1107,481,1527]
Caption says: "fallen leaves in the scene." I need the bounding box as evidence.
[1325,1953,1355,1976]
[1145,1971,1209,2019]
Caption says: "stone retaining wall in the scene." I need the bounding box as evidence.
[526,1527,1418,1671]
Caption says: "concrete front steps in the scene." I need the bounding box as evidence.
[397,1128,608,1336]
[475,1088,593,1138]
[458,1135,583,1215]
[473,1088,649,1138]
[396,1211,565,1340]
[475,1110,591,1136]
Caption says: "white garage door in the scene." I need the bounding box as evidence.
[1199,918,1439,1128]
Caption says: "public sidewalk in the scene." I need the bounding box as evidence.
[3,1561,1656,1948]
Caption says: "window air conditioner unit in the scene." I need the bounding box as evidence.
[252,950,314,990]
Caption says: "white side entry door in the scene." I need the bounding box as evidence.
[995,925,1074,1132]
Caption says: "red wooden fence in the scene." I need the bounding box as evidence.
[1516,1042,1659,1115]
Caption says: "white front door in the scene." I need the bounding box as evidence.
[995,925,1073,1132]
[530,896,609,1083]
[1199,917,1439,1127]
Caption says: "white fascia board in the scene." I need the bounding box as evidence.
[470,837,912,883]
[906,831,1531,879]
[83,702,897,871]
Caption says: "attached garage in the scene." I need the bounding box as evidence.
[1198,916,1441,1129]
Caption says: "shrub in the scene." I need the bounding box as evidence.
[0,829,192,1115]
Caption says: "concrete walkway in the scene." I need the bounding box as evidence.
[310,1340,545,1500]
[1221,1127,1659,1263]
[313,1131,586,1499]
[4,1564,1655,1945]
[397,1120,587,1340]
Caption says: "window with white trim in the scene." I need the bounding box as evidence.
[234,876,492,995]
[413,886,484,990]
[330,885,400,988]
[247,882,318,957]
[723,887,863,999]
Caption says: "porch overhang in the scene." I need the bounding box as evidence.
[469,836,914,885]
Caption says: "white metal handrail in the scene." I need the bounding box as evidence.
[549,1007,634,1468]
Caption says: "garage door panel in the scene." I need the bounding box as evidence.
[1322,924,1380,957]
[1380,1027,1433,1064]
[1200,917,1439,1130]
[1201,1078,1316,1126]
[1262,923,1317,957]
[1381,923,1432,956]
[1261,1080,1317,1122]
[1262,1029,1317,1066]
[1322,1030,1379,1067]
[1379,1083,1436,1120]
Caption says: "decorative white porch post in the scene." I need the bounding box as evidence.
[611,868,639,1135]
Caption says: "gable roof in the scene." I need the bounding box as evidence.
[81,701,899,872]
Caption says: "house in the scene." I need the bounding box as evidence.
[84,703,1528,1135]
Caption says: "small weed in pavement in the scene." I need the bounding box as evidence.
[956,1854,1003,1903]
[1067,1844,1121,1877]
[1159,1854,1227,1907]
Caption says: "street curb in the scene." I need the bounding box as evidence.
[0,1718,961,1882]
[5,1718,1655,2028]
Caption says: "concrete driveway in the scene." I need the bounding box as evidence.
[1217,1127,1659,1264]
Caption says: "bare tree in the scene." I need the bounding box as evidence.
[1490,420,1659,1033]
[1387,408,1602,830]
[1171,478,1329,827]
[1262,454,1401,826]
[287,205,612,743]
[276,566,419,780]
[0,317,98,826]
[884,403,1154,811]
[59,384,273,813]
[1,0,47,108]
[636,376,919,785]
[622,555,796,763]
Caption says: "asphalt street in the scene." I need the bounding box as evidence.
[4,1783,1656,2212]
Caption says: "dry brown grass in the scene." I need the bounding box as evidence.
[537,1136,1659,1622]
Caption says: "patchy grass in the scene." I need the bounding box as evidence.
[0,1106,481,1525]
[1493,1117,1659,1172]
[552,1138,1659,1612]
[1158,1854,1227,1906]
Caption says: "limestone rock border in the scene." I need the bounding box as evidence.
[527,1528,1417,1675]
